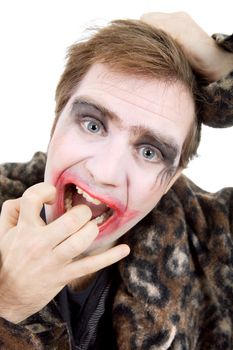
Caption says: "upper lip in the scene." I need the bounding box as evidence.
[76,183,123,214]
[58,174,126,216]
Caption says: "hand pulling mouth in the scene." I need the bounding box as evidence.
[64,184,115,226]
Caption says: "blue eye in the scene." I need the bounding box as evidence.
[139,146,161,161]
[83,120,102,133]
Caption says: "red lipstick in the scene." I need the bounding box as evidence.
[53,169,138,239]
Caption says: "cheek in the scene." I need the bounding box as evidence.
[52,127,90,159]
[142,189,165,213]
[130,175,167,214]
[45,131,86,181]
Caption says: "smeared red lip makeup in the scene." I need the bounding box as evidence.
[53,169,138,239]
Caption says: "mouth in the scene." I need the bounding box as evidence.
[53,171,137,240]
[64,183,115,227]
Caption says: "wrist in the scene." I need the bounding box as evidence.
[0,298,30,324]
[210,49,233,81]
[0,306,26,324]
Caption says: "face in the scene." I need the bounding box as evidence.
[44,63,194,254]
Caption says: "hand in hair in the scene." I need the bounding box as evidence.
[141,12,233,82]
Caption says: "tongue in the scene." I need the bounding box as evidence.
[72,192,108,219]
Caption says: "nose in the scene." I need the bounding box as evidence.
[85,142,128,188]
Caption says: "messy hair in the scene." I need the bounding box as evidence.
[54,19,201,168]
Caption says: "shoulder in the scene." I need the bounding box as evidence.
[201,33,233,127]
[0,152,46,210]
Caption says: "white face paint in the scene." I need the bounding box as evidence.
[45,63,195,254]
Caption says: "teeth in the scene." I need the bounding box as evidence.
[76,186,102,205]
[64,189,72,211]
[64,185,113,227]
[92,210,112,226]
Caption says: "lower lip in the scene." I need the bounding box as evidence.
[95,210,135,239]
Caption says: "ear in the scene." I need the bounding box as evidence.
[164,168,183,194]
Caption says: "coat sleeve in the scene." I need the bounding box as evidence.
[0,152,46,209]
[0,301,71,349]
[201,33,233,128]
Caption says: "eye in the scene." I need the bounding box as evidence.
[139,145,162,162]
[81,118,104,134]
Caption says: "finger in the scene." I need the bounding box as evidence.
[62,244,130,284]
[141,12,165,20]
[47,205,92,247]
[140,12,169,27]
[0,198,20,234]
[53,220,99,263]
[19,183,56,226]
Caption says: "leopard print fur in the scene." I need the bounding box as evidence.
[114,176,233,349]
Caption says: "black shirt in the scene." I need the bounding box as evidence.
[56,265,119,350]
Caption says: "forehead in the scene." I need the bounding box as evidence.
[67,63,195,145]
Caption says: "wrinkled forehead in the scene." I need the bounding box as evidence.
[55,63,195,156]
[70,63,195,129]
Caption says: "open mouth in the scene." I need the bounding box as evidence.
[64,184,115,226]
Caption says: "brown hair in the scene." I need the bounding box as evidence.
[54,19,201,168]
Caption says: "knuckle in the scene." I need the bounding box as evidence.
[22,188,40,204]
[63,211,81,229]
[64,206,91,229]
[55,241,77,263]
[66,241,78,257]
[53,249,67,264]
[43,182,55,190]
[22,182,52,203]
[1,199,16,212]
[43,182,56,197]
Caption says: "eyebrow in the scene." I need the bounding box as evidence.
[71,97,180,165]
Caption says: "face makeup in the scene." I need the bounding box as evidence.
[45,63,195,254]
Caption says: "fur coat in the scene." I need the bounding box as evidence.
[0,33,232,349]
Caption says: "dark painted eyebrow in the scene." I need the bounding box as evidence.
[71,97,122,125]
[71,97,180,165]
[129,126,179,165]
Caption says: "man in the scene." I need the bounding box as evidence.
[0,12,232,349]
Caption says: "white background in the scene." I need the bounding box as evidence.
[0,0,232,192]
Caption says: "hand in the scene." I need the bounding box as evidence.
[141,12,233,81]
[0,183,129,323]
